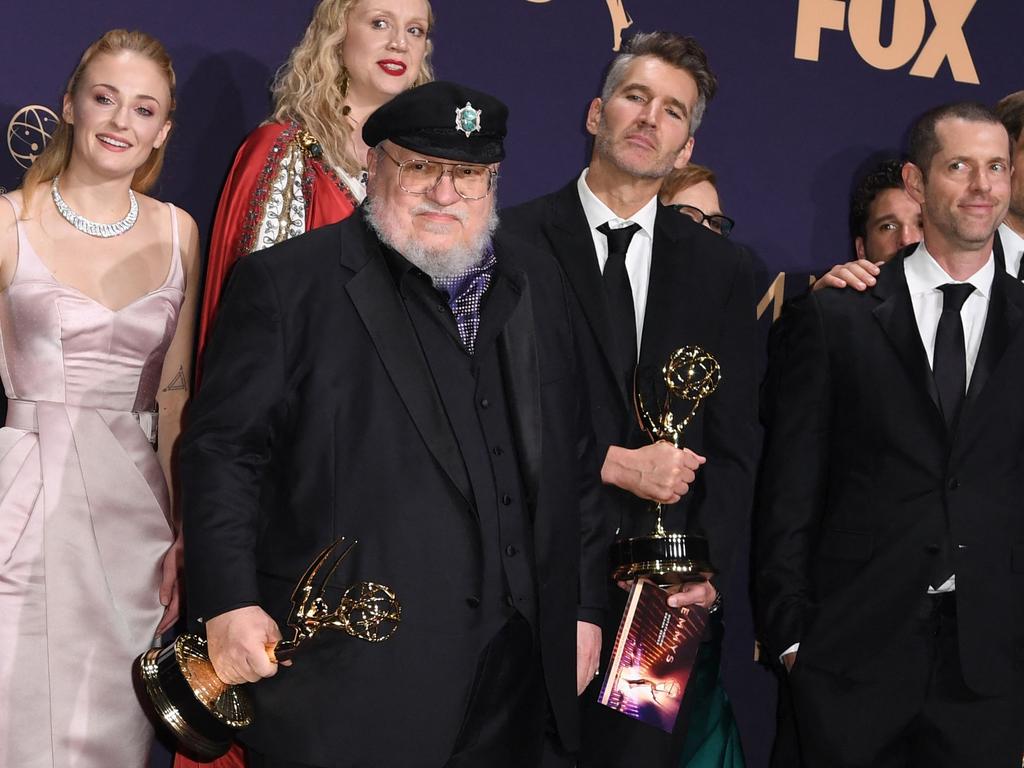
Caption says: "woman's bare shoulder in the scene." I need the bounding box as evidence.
[139,193,200,274]
[0,189,21,243]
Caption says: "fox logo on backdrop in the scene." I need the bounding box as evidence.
[795,0,980,84]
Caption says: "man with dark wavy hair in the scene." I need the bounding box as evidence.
[849,158,923,264]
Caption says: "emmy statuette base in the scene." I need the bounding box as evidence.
[610,532,714,588]
[134,634,253,760]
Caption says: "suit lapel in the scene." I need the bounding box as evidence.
[639,206,696,363]
[966,271,1023,404]
[344,228,474,507]
[872,255,943,422]
[544,183,622,392]
[492,246,542,506]
[993,229,1006,273]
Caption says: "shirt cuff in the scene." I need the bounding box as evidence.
[779,642,800,664]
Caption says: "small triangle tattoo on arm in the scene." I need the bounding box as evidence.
[162,366,187,392]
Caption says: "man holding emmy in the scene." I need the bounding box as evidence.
[504,32,759,766]
[181,81,609,768]
[756,102,1024,766]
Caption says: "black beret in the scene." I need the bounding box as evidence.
[362,81,507,164]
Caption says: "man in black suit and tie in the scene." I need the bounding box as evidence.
[181,81,609,768]
[504,32,760,766]
[756,102,1024,766]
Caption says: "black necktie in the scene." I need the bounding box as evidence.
[597,222,641,390]
[929,282,974,589]
[932,282,975,429]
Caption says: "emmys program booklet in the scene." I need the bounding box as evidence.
[597,580,708,732]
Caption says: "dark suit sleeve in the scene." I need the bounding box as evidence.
[687,250,761,595]
[573,345,613,627]
[754,294,832,661]
[182,255,287,624]
[559,266,613,625]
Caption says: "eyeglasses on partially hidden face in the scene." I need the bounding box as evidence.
[669,204,735,237]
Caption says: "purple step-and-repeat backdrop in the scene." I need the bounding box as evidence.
[3,1,1021,765]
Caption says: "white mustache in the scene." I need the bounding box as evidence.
[411,202,468,223]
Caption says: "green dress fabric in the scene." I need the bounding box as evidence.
[678,613,746,768]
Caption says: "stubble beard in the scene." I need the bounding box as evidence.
[595,115,681,181]
[364,196,500,279]
[939,205,1003,251]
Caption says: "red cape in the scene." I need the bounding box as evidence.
[196,121,357,379]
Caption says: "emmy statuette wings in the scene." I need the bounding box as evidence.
[135,538,401,759]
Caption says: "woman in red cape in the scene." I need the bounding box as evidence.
[194,0,435,378]
[177,1,433,765]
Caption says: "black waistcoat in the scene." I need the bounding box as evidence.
[391,255,538,643]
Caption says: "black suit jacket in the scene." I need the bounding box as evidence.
[502,181,760,762]
[181,211,608,766]
[756,250,1024,696]
[503,180,760,588]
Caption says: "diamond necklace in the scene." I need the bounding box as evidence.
[51,176,139,238]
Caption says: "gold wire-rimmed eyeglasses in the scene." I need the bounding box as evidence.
[377,146,497,200]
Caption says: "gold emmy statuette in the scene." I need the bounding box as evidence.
[135,538,401,759]
[610,346,721,587]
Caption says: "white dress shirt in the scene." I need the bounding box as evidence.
[576,168,658,356]
[904,242,994,388]
[999,222,1024,279]
[783,243,995,662]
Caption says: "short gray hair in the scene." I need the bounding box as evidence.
[600,32,718,137]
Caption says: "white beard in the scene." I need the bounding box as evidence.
[364,196,499,279]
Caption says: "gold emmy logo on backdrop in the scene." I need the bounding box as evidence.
[794,0,979,84]
[7,105,59,169]
[136,538,401,760]
[526,0,634,50]
[610,346,720,586]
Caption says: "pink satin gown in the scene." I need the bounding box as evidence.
[0,195,183,767]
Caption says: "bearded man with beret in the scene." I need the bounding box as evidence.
[182,81,609,768]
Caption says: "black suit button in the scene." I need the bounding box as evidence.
[925,544,941,554]
[492,446,504,456]
[947,478,960,490]
[505,544,518,557]
[505,594,516,607]
[480,398,490,409]
[466,596,481,609]
[501,493,512,506]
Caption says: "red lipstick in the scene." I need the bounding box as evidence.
[377,59,407,76]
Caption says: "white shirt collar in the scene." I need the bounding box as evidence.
[999,222,1024,277]
[576,168,658,238]
[904,241,995,299]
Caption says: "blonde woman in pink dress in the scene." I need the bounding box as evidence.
[0,29,199,767]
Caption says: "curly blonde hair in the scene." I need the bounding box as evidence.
[21,29,176,214]
[270,0,435,177]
